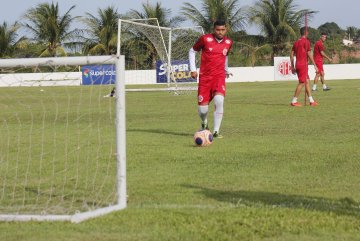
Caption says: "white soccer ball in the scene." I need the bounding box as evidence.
[193,129,213,147]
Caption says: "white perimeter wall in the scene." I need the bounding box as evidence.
[0,64,359,87]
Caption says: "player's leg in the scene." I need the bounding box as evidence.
[291,83,304,106]
[212,77,226,138]
[198,104,209,130]
[103,87,116,98]
[213,94,224,138]
[321,72,330,91]
[305,80,317,106]
[313,72,320,91]
[291,67,306,106]
[197,81,210,130]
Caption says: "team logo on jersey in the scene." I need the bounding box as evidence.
[225,39,231,44]
[209,47,213,51]
[223,48,228,56]
[198,95,204,103]
[206,37,213,42]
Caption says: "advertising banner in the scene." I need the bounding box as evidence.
[81,64,116,85]
[156,60,196,83]
[274,57,298,81]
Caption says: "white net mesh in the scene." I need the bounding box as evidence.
[119,19,203,93]
[0,56,124,222]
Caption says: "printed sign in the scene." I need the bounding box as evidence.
[156,60,196,83]
[274,57,298,81]
[81,64,116,85]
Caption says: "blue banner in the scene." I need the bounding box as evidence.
[156,60,196,83]
[81,64,116,85]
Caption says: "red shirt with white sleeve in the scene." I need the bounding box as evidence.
[192,33,233,79]
[192,34,233,104]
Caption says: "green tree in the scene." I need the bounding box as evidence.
[82,6,120,55]
[0,21,26,58]
[23,2,80,57]
[248,0,315,60]
[122,2,184,69]
[181,0,246,34]
[126,2,184,28]
[318,22,344,38]
[346,26,357,40]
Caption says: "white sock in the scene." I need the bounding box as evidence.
[198,105,208,125]
[312,85,317,91]
[291,97,298,103]
[323,84,327,89]
[309,96,315,103]
[213,95,224,133]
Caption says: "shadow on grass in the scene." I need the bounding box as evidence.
[128,128,193,137]
[183,184,360,217]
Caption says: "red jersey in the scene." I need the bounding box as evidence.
[192,33,233,77]
[313,40,324,62]
[292,37,311,67]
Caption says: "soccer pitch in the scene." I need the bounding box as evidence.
[0,80,359,240]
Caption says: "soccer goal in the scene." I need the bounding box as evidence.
[119,18,204,93]
[0,55,126,223]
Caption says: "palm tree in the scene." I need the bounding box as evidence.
[248,0,316,59]
[81,6,120,55]
[181,0,247,34]
[122,2,184,69]
[126,2,184,28]
[22,2,80,57]
[346,26,357,41]
[0,21,26,58]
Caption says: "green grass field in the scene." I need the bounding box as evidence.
[0,79,360,241]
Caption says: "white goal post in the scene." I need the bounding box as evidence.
[118,18,204,92]
[0,55,126,223]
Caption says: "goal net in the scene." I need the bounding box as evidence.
[119,18,204,93]
[0,55,126,223]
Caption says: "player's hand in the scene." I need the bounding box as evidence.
[314,65,319,73]
[226,72,233,78]
[190,71,198,79]
[291,67,296,75]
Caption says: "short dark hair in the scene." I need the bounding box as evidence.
[321,32,327,36]
[300,27,307,35]
[214,19,226,27]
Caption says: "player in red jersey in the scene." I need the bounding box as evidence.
[312,33,332,91]
[189,19,233,138]
[290,27,318,107]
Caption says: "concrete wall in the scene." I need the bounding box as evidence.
[1,64,359,87]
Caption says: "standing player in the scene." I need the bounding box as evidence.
[290,27,318,107]
[312,33,332,91]
[189,20,233,138]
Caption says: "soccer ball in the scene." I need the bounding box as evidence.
[194,129,213,147]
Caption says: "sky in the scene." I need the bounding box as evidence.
[0,0,359,35]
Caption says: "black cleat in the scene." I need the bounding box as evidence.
[323,87,331,91]
[213,131,223,139]
[201,123,209,130]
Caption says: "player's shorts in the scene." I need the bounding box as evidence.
[315,61,324,74]
[295,65,309,83]
[197,75,226,105]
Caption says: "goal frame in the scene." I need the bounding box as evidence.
[118,18,204,92]
[0,55,127,223]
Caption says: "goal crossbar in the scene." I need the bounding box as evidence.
[0,55,118,68]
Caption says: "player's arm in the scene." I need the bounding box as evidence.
[307,50,318,73]
[189,47,198,79]
[321,50,332,62]
[225,56,232,78]
[290,50,296,74]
